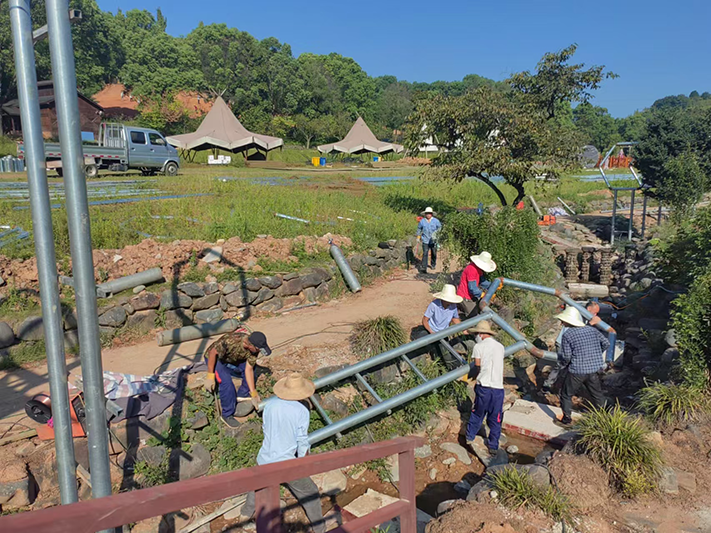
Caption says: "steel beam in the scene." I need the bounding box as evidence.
[9,0,77,504]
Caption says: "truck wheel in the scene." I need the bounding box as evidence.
[164,162,178,176]
[56,168,63,178]
[84,164,98,178]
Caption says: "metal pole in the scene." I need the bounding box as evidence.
[9,0,78,504]
[307,340,528,444]
[641,194,648,239]
[45,0,112,500]
[657,203,663,226]
[628,189,635,240]
[610,190,618,245]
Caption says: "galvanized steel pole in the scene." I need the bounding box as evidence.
[9,0,78,504]
[44,0,112,499]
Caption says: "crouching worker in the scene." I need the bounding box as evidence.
[421,284,463,370]
[465,320,506,457]
[240,373,326,533]
[204,330,272,427]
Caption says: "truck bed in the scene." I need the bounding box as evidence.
[18,143,126,161]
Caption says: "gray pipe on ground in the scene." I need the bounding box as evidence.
[330,242,361,293]
[96,267,164,297]
[156,318,242,347]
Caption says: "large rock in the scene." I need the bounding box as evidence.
[466,479,494,501]
[131,292,160,311]
[276,277,303,297]
[201,246,223,264]
[127,310,158,332]
[319,393,349,417]
[440,442,472,465]
[257,298,283,314]
[164,309,193,328]
[192,292,221,311]
[98,306,127,327]
[378,508,433,533]
[136,445,166,467]
[0,321,15,348]
[221,282,238,295]
[251,287,274,306]
[300,268,331,288]
[16,315,44,341]
[203,281,220,295]
[368,364,399,385]
[160,290,193,310]
[177,282,204,298]
[414,444,432,459]
[486,464,551,490]
[224,290,258,308]
[169,442,211,480]
[659,466,678,494]
[242,278,262,292]
[194,308,224,324]
[0,462,29,507]
[469,436,509,468]
[675,469,696,493]
[315,282,330,300]
[258,276,282,290]
[311,469,347,496]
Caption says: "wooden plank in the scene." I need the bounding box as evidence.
[0,436,423,533]
[0,429,37,446]
[329,500,409,533]
[256,485,283,533]
[397,449,417,533]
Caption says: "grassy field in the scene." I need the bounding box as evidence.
[0,164,642,262]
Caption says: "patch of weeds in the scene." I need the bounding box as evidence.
[0,287,39,316]
[154,308,167,329]
[641,329,668,357]
[181,266,211,283]
[575,405,662,497]
[349,315,407,359]
[134,459,170,488]
[365,457,392,483]
[636,381,710,428]
[100,329,116,348]
[490,466,573,523]
[213,430,263,472]
[257,257,301,273]
[0,339,47,369]
[97,267,109,283]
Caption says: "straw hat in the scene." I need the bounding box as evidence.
[470,251,497,273]
[470,320,496,335]
[273,373,315,401]
[555,306,586,327]
[433,284,463,304]
[421,207,436,216]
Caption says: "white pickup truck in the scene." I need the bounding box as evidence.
[18,122,180,178]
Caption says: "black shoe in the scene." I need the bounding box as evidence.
[221,416,241,428]
[553,417,573,428]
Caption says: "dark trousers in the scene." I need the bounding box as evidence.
[411,326,458,370]
[242,476,326,533]
[458,299,479,319]
[560,371,606,420]
[466,384,505,450]
[421,241,437,271]
[207,357,251,418]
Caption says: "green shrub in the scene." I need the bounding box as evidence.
[490,466,573,522]
[636,381,710,427]
[442,207,542,282]
[575,405,662,497]
[655,207,711,286]
[349,316,407,359]
[670,264,711,389]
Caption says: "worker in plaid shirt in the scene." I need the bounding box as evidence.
[553,306,609,427]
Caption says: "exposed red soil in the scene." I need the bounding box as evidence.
[93,83,211,120]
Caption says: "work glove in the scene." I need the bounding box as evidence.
[204,373,216,393]
[250,391,261,411]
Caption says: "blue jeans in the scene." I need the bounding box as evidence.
[207,358,251,418]
[421,241,437,270]
[466,384,505,450]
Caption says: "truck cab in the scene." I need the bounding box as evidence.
[102,123,180,176]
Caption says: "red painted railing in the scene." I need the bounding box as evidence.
[0,436,424,533]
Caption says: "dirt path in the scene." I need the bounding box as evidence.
[0,268,441,422]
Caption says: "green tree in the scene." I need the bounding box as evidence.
[573,102,622,151]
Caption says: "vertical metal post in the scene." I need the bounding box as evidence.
[628,189,635,240]
[640,194,648,239]
[657,203,663,226]
[9,0,78,505]
[45,0,112,500]
[610,190,618,245]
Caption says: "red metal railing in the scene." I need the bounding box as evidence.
[0,436,424,533]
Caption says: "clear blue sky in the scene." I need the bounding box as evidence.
[98,0,711,117]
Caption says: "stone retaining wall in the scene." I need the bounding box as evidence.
[1,239,414,353]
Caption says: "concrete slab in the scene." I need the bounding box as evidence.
[344,489,400,518]
[502,399,580,446]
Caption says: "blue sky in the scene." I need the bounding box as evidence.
[97,0,711,117]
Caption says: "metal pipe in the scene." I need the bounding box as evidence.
[9,0,78,504]
[481,277,503,304]
[499,278,557,297]
[399,355,427,382]
[439,339,466,366]
[329,241,361,293]
[628,189,635,240]
[156,318,243,347]
[557,197,576,215]
[611,190,618,245]
[528,195,542,217]
[482,304,558,361]
[355,373,383,403]
[641,194,648,239]
[45,0,112,500]
[308,340,528,444]
[96,267,163,298]
[275,213,310,224]
[313,312,493,390]
[657,203,663,226]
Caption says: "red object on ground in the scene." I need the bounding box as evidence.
[516,201,524,210]
[537,215,556,226]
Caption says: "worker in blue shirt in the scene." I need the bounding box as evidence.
[417,207,442,273]
[240,373,326,532]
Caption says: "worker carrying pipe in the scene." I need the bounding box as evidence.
[203,330,272,427]
[457,251,496,318]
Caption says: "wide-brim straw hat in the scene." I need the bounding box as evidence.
[420,206,436,216]
[470,320,496,335]
[273,373,315,401]
[433,284,463,304]
[470,251,497,273]
[555,306,586,327]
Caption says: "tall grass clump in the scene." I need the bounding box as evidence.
[490,466,573,523]
[349,315,406,359]
[637,381,710,428]
[575,405,662,497]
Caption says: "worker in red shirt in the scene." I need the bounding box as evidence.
[456,251,496,318]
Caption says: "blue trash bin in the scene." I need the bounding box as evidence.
[319,157,326,166]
